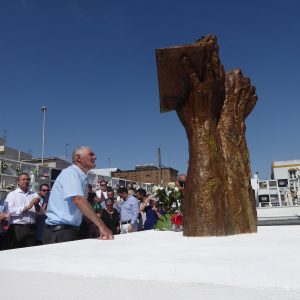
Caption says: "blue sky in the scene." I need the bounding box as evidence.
[0,0,299,179]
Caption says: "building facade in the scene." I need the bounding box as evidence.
[0,138,32,161]
[252,159,300,207]
[23,157,71,170]
[271,160,300,180]
[111,165,178,186]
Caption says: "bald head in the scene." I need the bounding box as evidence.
[178,174,187,182]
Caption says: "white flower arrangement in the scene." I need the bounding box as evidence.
[152,185,159,193]
[167,182,176,189]
[154,182,183,214]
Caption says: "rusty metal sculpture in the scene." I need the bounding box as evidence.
[156,35,257,236]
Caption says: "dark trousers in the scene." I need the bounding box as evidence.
[87,223,100,238]
[43,226,79,244]
[78,217,99,239]
[8,224,36,249]
[0,231,9,250]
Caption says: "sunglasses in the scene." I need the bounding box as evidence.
[41,189,49,192]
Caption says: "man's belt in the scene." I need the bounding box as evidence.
[46,224,80,232]
[11,223,36,229]
[121,220,132,225]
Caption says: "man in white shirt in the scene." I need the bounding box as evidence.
[5,173,40,248]
[96,179,109,209]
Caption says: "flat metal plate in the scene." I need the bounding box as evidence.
[156,43,205,112]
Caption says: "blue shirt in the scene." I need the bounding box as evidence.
[36,194,49,241]
[0,199,8,234]
[120,195,139,224]
[45,165,87,226]
[143,206,166,230]
[0,199,6,213]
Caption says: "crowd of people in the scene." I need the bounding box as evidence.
[0,145,185,251]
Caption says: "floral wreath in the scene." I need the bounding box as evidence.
[16,162,21,172]
[2,161,7,170]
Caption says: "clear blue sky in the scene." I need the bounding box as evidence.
[1,0,299,179]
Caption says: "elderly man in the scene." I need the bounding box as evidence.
[4,173,40,248]
[118,187,139,233]
[100,199,120,235]
[107,189,121,213]
[44,146,113,243]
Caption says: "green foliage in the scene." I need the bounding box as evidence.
[152,184,184,231]
[154,214,173,231]
[155,187,183,214]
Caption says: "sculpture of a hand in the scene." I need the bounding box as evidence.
[156,35,258,236]
[218,69,258,233]
[175,36,228,236]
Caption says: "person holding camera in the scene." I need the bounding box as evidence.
[140,195,163,230]
[176,174,186,195]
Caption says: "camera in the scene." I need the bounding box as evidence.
[178,181,185,188]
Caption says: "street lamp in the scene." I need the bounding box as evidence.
[65,143,70,161]
[41,106,47,165]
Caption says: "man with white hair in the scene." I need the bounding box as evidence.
[44,146,113,243]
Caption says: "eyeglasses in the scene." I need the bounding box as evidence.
[41,189,49,192]
[106,204,113,207]
[81,152,96,158]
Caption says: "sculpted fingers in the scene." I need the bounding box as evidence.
[225,69,258,121]
[206,64,217,82]
[238,76,257,119]
[244,87,258,118]
[219,64,225,81]
[182,56,201,91]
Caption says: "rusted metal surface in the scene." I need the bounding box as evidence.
[156,43,207,113]
[156,35,258,236]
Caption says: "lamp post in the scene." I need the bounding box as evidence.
[41,106,47,165]
[65,143,70,161]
